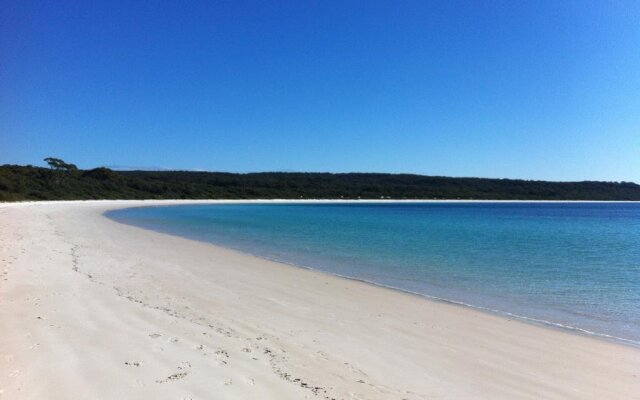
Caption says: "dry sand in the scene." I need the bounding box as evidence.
[0,200,638,399]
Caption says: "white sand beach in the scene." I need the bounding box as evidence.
[0,200,638,399]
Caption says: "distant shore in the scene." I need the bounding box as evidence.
[6,198,640,205]
[1,200,639,399]
[4,164,640,202]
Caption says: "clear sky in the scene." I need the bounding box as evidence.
[1,1,639,182]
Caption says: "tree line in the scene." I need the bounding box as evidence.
[1,158,640,201]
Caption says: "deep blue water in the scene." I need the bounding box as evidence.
[107,202,640,344]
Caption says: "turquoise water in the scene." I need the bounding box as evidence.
[107,202,640,344]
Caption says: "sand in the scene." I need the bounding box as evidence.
[0,200,638,400]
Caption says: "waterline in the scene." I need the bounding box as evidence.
[107,201,640,345]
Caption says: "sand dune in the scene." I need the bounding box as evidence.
[0,200,638,399]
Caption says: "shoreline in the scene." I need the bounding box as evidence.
[5,198,640,207]
[106,205,639,348]
[1,200,639,399]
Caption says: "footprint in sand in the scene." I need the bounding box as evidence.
[195,344,210,356]
[214,349,230,365]
[156,362,191,384]
[243,377,255,386]
[124,361,143,367]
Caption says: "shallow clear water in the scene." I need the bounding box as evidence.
[107,202,640,344]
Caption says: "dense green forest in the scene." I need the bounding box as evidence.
[2,162,640,201]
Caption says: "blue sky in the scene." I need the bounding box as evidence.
[1,1,639,181]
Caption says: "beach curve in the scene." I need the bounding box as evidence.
[1,200,638,399]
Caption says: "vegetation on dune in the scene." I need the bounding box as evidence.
[44,157,78,172]
[1,158,639,201]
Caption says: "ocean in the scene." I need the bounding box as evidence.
[107,202,640,344]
